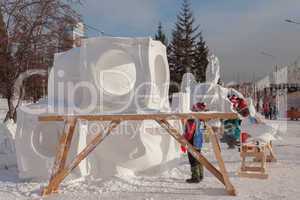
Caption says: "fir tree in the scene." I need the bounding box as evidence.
[193,34,209,82]
[168,0,209,93]
[154,22,167,46]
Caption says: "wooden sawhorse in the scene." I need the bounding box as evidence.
[238,142,269,179]
[39,112,238,196]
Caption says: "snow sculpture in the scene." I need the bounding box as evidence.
[241,98,281,143]
[206,54,220,85]
[174,54,280,143]
[48,37,170,113]
[175,54,233,115]
[15,37,179,180]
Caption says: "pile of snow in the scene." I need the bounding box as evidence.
[0,120,17,169]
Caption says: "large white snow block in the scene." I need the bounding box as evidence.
[48,37,170,114]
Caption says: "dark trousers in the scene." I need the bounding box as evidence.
[188,140,203,180]
[187,146,203,179]
[188,149,201,167]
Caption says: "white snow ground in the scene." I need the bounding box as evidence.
[0,98,299,200]
[0,98,7,122]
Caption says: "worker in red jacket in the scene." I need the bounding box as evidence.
[184,102,206,183]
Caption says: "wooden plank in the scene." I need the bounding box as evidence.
[156,119,226,185]
[241,152,263,157]
[267,143,277,162]
[206,125,236,196]
[261,146,266,173]
[243,166,264,172]
[58,118,78,171]
[42,118,77,196]
[39,112,238,122]
[238,171,268,179]
[42,120,120,196]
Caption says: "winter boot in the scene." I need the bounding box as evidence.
[186,166,201,183]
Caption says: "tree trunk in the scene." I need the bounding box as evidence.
[3,69,46,123]
[4,94,16,122]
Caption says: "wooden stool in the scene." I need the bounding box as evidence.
[238,143,268,179]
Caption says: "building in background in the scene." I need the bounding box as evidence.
[255,64,300,119]
[61,22,85,51]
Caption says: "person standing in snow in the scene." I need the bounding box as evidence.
[184,102,206,183]
[221,95,249,149]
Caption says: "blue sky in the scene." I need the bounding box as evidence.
[79,0,300,83]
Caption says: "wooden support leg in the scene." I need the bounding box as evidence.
[156,119,236,196]
[267,142,277,162]
[42,117,77,196]
[42,120,120,196]
[261,147,266,173]
[206,125,236,196]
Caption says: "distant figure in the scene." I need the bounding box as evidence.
[269,104,273,120]
[222,119,242,149]
[263,102,270,119]
[273,104,277,119]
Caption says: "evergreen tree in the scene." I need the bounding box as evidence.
[193,34,209,82]
[154,22,167,46]
[168,0,209,93]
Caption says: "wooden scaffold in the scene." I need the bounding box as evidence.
[238,139,277,179]
[38,112,238,196]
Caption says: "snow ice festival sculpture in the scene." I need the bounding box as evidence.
[175,54,280,144]
[16,38,240,197]
[173,54,278,179]
[15,37,180,181]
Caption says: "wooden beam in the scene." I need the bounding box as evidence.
[40,112,239,196]
[156,119,226,185]
[238,171,268,179]
[267,143,277,162]
[42,120,120,196]
[42,117,77,195]
[39,112,238,122]
[206,125,236,196]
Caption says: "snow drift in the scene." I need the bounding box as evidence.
[0,120,17,169]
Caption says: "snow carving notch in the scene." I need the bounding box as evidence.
[48,37,170,113]
[15,37,179,181]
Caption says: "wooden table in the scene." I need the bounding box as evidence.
[39,112,238,196]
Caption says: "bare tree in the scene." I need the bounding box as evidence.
[0,0,81,122]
